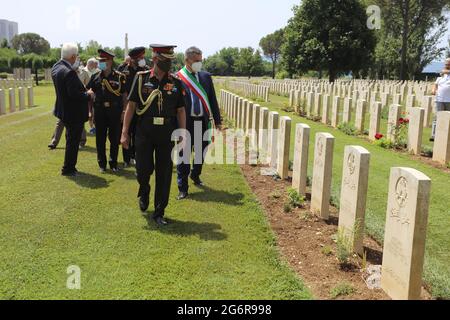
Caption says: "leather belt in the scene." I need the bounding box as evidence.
[148,117,172,126]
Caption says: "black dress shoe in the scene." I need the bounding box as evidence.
[190,176,204,186]
[153,216,169,226]
[430,138,435,142]
[100,167,107,174]
[48,144,56,150]
[177,192,188,200]
[61,170,77,177]
[139,196,149,213]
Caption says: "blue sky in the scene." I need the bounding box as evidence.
[1,0,299,56]
[2,0,449,57]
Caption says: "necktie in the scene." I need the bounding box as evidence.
[192,73,202,116]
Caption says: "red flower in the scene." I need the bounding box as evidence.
[404,118,410,124]
[375,133,384,140]
[399,118,405,124]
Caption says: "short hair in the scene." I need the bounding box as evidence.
[87,58,97,66]
[61,43,79,60]
[185,46,203,60]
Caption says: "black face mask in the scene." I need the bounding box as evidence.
[157,60,172,73]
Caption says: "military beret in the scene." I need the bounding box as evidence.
[129,47,146,59]
[97,49,115,61]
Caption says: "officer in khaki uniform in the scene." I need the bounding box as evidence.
[87,49,127,173]
[121,45,186,226]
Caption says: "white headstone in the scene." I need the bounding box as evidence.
[338,146,371,255]
[292,124,310,196]
[381,167,431,300]
[311,133,335,220]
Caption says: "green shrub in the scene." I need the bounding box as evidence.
[330,282,355,299]
[374,138,395,149]
[0,72,8,79]
[336,228,352,267]
[287,188,305,208]
[337,123,358,136]
[421,146,433,158]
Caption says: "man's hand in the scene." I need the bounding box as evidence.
[87,89,95,101]
[121,132,130,150]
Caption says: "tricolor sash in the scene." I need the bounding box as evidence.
[178,66,216,142]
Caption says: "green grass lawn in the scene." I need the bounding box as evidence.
[218,87,450,299]
[0,84,311,300]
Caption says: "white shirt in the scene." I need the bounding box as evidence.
[436,75,450,102]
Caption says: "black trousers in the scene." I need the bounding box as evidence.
[135,118,175,217]
[177,118,210,193]
[62,121,84,174]
[94,106,122,169]
[122,115,137,164]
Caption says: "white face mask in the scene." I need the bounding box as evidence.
[138,58,146,68]
[191,61,202,73]
[72,57,80,70]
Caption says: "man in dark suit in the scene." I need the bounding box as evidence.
[52,43,95,176]
[176,46,221,200]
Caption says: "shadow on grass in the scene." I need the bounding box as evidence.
[144,219,227,241]
[188,185,245,206]
[79,145,97,154]
[66,172,110,189]
[116,168,138,180]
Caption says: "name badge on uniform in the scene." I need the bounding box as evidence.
[104,102,111,107]
[153,117,164,125]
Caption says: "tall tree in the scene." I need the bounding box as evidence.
[374,0,450,80]
[234,47,265,78]
[259,28,284,79]
[11,33,50,55]
[282,0,376,82]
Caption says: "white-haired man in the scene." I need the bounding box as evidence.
[431,58,450,141]
[51,43,95,176]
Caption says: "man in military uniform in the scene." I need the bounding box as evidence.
[119,47,150,167]
[87,49,128,173]
[121,45,186,226]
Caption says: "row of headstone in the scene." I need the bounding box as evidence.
[0,87,35,115]
[293,90,450,165]
[220,89,290,174]
[261,79,432,107]
[220,88,432,300]
[13,68,32,80]
[0,78,34,89]
[291,89,433,128]
[216,79,269,102]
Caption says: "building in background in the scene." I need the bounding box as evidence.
[0,19,19,44]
